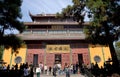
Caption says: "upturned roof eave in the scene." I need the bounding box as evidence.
[24,22,89,26]
[29,13,56,21]
[21,38,86,41]
[17,34,86,40]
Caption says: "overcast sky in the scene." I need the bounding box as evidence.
[20,0,73,22]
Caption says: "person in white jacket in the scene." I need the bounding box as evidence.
[36,65,41,77]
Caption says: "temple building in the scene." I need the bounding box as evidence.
[2,13,111,68]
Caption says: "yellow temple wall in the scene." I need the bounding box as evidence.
[2,48,12,65]
[103,47,111,61]
[2,44,112,68]
[89,45,111,67]
[2,45,27,67]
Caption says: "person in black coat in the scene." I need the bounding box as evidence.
[53,64,57,77]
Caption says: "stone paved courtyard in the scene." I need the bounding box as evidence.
[34,74,87,77]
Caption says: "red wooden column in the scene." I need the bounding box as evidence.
[26,53,33,64]
[62,53,70,69]
[38,53,44,64]
[72,53,78,64]
[46,53,54,67]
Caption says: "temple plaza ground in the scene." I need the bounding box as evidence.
[34,74,87,77]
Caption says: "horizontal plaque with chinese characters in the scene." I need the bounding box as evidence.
[46,45,70,53]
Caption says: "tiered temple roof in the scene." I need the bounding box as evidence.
[17,14,89,40]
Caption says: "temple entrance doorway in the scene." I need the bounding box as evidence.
[55,54,61,64]
[78,54,83,67]
[33,54,38,66]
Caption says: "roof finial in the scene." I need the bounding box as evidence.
[29,11,33,16]
[41,12,46,16]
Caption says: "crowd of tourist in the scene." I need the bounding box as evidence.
[88,61,120,77]
[36,62,82,77]
[0,62,33,77]
[0,61,120,77]
[0,62,82,77]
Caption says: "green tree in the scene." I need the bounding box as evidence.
[115,41,120,48]
[0,0,25,57]
[0,46,4,60]
[58,0,120,67]
[115,41,120,60]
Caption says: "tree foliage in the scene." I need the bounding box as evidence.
[0,0,25,52]
[115,41,120,60]
[0,46,4,60]
[84,0,120,44]
[115,41,120,48]
[59,0,120,66]
[58,0,120,43]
